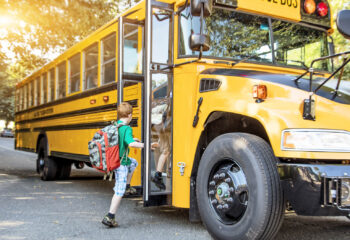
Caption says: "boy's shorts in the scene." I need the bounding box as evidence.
[113,158,138,196]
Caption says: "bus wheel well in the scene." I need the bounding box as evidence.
[189,112,271,222]
[36,133,48,154]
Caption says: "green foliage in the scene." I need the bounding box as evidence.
[0,0,123,123]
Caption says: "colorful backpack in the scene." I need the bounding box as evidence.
[88,122,125,178]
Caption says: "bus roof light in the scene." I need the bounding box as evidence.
[317,2,328,17]
[304,0,316,14]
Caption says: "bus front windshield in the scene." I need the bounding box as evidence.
[179,7,330,71]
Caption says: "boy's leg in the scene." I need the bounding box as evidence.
[102,165,128,227]
[126,158,138,184]
[125,158,138,195]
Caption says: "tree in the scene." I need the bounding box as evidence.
[0,0,124,125]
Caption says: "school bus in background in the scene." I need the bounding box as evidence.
[15,0,350,238]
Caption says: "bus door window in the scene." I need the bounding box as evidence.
[83,43,99,90]
[152,8,171,65]
[123,23,143,74]
[150,73,172,193]
[101,33,116,85]
[68,53,81,93]
[57,62,66,99]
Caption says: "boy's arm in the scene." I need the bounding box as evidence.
[124,127,144,149]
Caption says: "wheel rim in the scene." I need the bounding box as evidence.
[208,159,249,225]
[38,152,45,176]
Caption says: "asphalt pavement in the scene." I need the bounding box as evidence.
[1,137,350,240]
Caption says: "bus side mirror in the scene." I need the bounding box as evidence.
[190,34,210,52]
[191,0,212,17]
[337,10,350,40]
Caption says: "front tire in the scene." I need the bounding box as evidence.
[196,133,284,240]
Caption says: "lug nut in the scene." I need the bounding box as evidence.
[213,174,219,180]
[227,198,233,203]
[217,205,223,210]
[209,181,216,186]
[209,190,215,195]
[225,178,231,183]
[211,199,218,205]
[219,173,226,179]
[229,187,234,193]
[223,204,229,209]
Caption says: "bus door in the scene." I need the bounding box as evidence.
[143,0,174,206]
[118,17,144,188]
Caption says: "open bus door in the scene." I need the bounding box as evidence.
[117,15,144,188]
[143,0,174,206]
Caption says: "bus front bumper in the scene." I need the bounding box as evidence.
[278,163,350,216]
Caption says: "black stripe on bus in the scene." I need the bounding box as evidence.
[16,128,31,133]
[15,82,118,115]
[16,99,138,125]
[51,151,90,162]
[15,147,35,153]
[32,118,138,132]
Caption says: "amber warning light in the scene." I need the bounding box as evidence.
[253,85,267,102]
[304,0,316,14]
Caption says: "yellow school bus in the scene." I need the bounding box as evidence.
[15,0,350,238]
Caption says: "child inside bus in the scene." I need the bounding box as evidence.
[102,102,144,228]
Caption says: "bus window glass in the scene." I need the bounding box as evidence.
[272,20,330,71]
[42,73,48,104]
[24,85,27,109]
[69,53,81,93]
[57,62,66,99]
[152,9,170,64]
[35,77,40,106]
[84,43,98,90]
[15,89,19,112]
[49,68,55,101]
[150,73,172,192]
[124,24,143,74]
[179,8,272,62]
[102,33,116,84]
[30,81,34,107]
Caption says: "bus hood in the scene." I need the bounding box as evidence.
[201,68,350,105]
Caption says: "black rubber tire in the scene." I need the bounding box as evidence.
[37,138,58,181]
[196,133,285,240]
[56,159,72,180]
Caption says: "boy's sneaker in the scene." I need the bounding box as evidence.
[102,214,118,228]
[124,186,137,196]
[151,173,166,190]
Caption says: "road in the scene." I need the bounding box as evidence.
[1,137,350,240]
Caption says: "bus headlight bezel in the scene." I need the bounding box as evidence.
[281,129,350,152]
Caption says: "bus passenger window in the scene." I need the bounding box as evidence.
[69,53,81,93]
[124,24,143,74]
[48,68,55,101]
[35,77,40,106]
[84,43,98,90]
[30,81,34,107]
[23,85,27,110]
[101,33,116,85]
[15,89,19,112]
[42,73,48,104]
[57,62,66,99]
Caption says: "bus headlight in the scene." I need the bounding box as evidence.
[341,179,350,206]
[281,129,350,152]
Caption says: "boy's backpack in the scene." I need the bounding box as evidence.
[88,122,125,175]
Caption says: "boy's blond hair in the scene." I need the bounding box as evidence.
[117,102,133,118]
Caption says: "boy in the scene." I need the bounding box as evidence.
[102,102,144,227]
